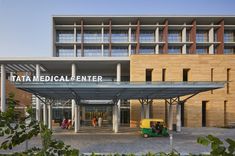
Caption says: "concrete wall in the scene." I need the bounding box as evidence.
[130,55,235,128]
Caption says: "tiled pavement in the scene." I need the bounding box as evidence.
[0,126,235,155]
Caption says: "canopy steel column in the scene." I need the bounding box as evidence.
[168,103,173,131]
[35,64,41,121]
[1,65,6,112]
[176,103,181,132]
[71,90,80,133]
[112,98,119,133]
[117,63,121,125]
[71,64,76,124]
[139,98,153,120]
[145,103,150,119]
[48,104,52,129]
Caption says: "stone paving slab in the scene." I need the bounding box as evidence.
[0,127,234,155]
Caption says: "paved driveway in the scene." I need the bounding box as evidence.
[0,127,235,155]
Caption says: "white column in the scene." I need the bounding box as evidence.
[48,104,52,129]
[209,23,214,54]
[114,104,118,133]
[117,63,121,128]
[9,72,14,81]
[141,103,145,119]
[168,104,173,131]
[182,23,187,54]
[43,104,47,125]
[75,104,80,133]
[35,64,41,121]
[145,103,150,119]
[1,65,6,112]
[101,22,104,56]
[71,64,76,123]
[128,22,132,56]
[155,23,159,54]
[74,22,77,57]
[176,104,181,132]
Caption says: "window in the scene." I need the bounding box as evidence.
[159,30,163,42]
[139,46,155,54]
[224,31,235,42]
[224,47,235,54]
[57,47,74,57]
[112,30,128,42]
[183,69,190,81]
[84,30,101,43]
[146,69,153,82]
[168,31,182,42]
[56,31,74,43]
[131,30,136,42]
[224,101,227,126]
[162,68,166,81]
[112,46,128,57]
[76,31,81,42]
[227,68,230,94]
[104,30,110,42]
[76,46,81,57]
[168,46,181,54]
[84,46,102,57]
[186,30,190,42]
[139,31,155,42]
[196,30,208,42]
[196,46,208,54]
[202,101,207,127]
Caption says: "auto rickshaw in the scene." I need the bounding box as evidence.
[140,118,169,138]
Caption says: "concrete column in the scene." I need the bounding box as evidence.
[71,64,76,123]
[48,104,52,129]
[168,104,173,131]
[141,103,145,119]
[176,104,181,132]
[128,22,132,56]
[145,104,150,119]
[209,23,214,54]
[182,23,187,54]
[117,63,121,126]
[155,23,159,54]
[112,105,115,131]
[82,106,85,123]
[75,104,80,133]
[1,65,6,112]
[101,22,104,56]
[35,64,41,121]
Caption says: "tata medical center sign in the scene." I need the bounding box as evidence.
[11,75,103,82]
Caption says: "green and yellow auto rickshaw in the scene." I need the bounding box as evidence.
[140,118,169,138]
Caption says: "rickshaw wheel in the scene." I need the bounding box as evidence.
[143,134,148,138]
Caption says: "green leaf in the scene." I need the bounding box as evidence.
[197,136,210,146]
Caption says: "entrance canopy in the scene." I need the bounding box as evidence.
[14,81,225,100]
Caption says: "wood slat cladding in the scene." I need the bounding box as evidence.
[163,20,168,54]
[109,19,112,56]
[81,19,84,57]
[189,20,196,54]
[217,20,224,54]
[135,20,140,54]
[130,55,235,128]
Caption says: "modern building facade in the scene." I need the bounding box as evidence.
[0,16,235,132]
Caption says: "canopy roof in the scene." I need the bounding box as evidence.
[14,81,225,100]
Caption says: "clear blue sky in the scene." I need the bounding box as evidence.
[0,0,235,57]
